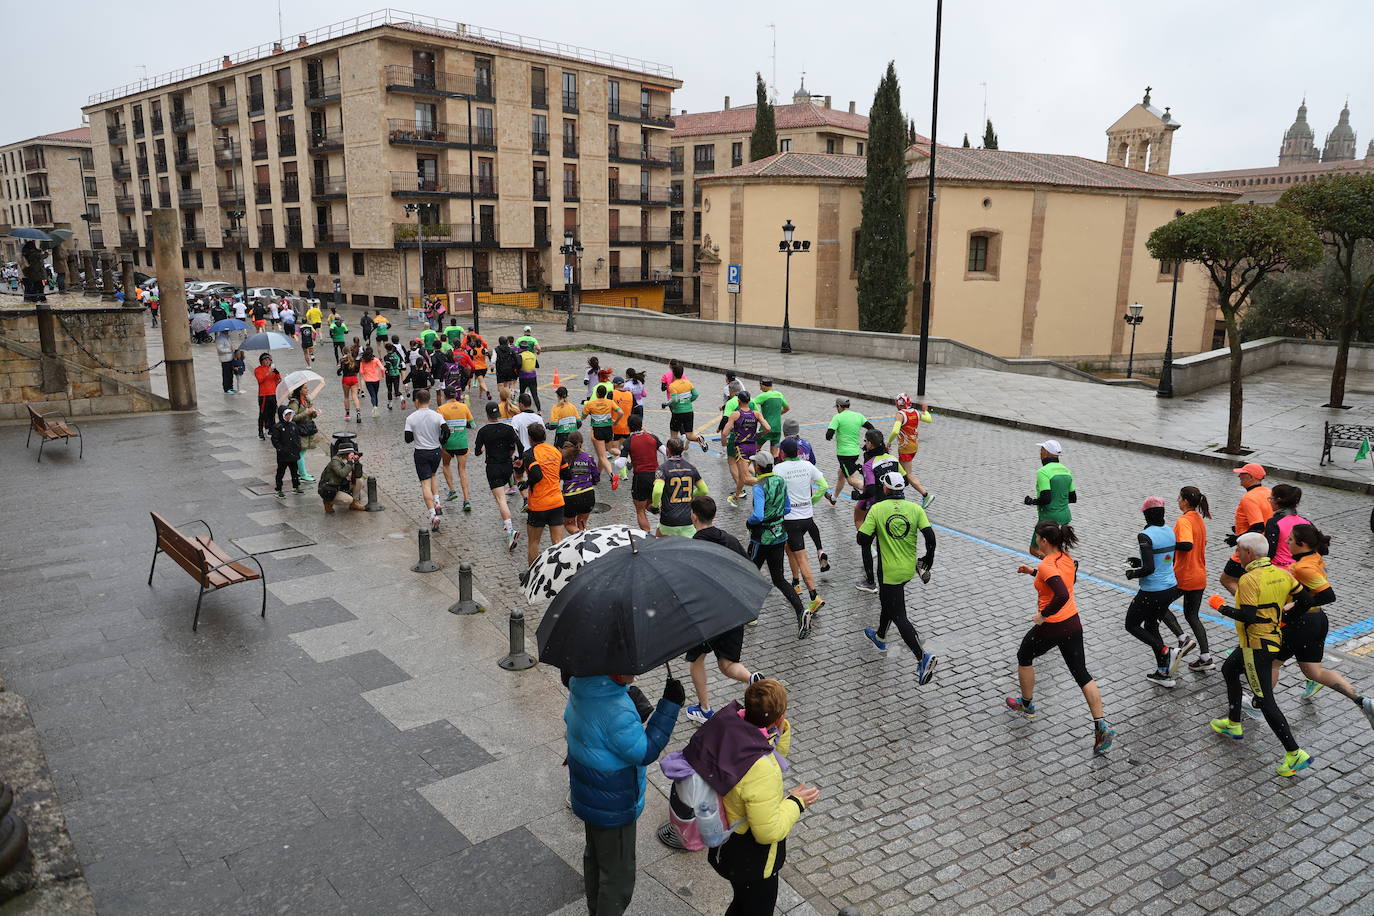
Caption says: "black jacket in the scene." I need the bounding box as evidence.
[270,419,302,460]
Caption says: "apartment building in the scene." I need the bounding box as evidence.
[81,10,680,310]
[668,83,868,311]
[0,128,100,266]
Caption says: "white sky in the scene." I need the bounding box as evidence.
[8,0,1370,173]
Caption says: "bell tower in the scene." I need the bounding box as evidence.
[1105,88,1180,175]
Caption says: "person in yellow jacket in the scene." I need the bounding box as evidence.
[702,679,819,914]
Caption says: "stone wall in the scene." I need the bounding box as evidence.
[1169,337,1374,395]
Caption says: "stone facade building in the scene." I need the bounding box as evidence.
[80,11,680,311]
[0,128,101,266]
[1104,88,1179,175]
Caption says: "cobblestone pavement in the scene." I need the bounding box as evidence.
[2,311,1371,914]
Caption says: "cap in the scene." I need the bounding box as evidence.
[835,397,851,409]
[759,377,774,387]
[1038,440,1063,456]
[1233,463,1267,478]
[485,401,500,417]
[749,451,775,470]
[782,418,800,436]
[895,393,912,409]
[523,325,532,332]
[780,438,799,458]
[281,408,295,420]
[612,376,625,384]
[880,470,906,490]
[337,444,359,456]
[1140,496,1166,511]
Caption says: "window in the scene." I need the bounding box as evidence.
[826,138,837,154]
[353,252,365,276]
[195,251,205,269]
[693,144,714,173]
[856,141,864,156]
[212,250,221,269]
[670,146,683,173]
[271,251,289,272]
[328,252,340,274]
[693,211,702,239]
[563,164,578,199]
[181,251,189,269]
[730,142,743,168]
[275,67,292,108]
[475,57,493,100]
[779,138,792,152]
[562,71,578,111]
[475,108,494,145]
[415,102,437,132]
[254,251,264,271]
[531,67,547,108]
[88,203,101,221]
[563,119,577,157]
[967,235,989,272]
[531,114,549,152]
[964,230,1001,278]
[299,251,318,274]
[84,177,98,197]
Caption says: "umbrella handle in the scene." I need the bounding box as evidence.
[665,661,674,681]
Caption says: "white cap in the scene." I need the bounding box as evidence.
[523,325,532,332]
[880,470,906,490]
[1038,440,1063,456]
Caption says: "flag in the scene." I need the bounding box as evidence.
[1356,437,1371,463]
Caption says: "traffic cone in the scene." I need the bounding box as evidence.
[552,369,561,387]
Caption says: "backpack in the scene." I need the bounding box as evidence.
[659,752,744,850]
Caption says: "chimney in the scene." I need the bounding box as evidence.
[724,96,730,109]
[824,95,831,109]
[297,34,309,48]
[848,101,855,114]
[271,41,284,55]
[220,54,232,69]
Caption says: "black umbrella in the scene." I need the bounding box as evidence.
[536,537,770,676]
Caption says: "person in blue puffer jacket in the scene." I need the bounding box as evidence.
[566,673,684,915]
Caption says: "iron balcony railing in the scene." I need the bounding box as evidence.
[136,157,149,176]
[139,193,153,209]
[609,182,673,205]
[279,135,297,156]
[382,65,487,99]
[316,223,349,245]
[115,195,134,212]
[276,89,293,110]
[254,182,272,204]
[174,149,198,170]
[608,98,674,126]
[307,125,344,152]
[312,176,348,197]
[531,132,550,154]
[214,141,242,164]
[89,230,105,248]
[158,191,172,208]
[210,100,238,124]
[216,184,245,205]
[258,225,274,247]
[112,161,131,179]
[533,178,549,200]
[305,76,341,104]
[171,112,193,133]
[222,226,246,244]
[182,228,206,246]
[154,154,168,172]
[250,138,269,160]
[609,265,674,285]
[387,119,496,148]
[393,221,499,246]
[118,229,139,247]
[282,177,300,202]
[151,115,165,133]
[563,180,579,201]
[562,91,578,113]
[284,225,304,246]
[247,92,265,114]
[531,86,548,108]
[563,138,578,157]
[609,225,672,244]
[178,189,203,208]
[390,172,495,196]
[107,124,127,143]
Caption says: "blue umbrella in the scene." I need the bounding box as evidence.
[239,331,295,351]
[9,227,51,241]
[209,318,251,333]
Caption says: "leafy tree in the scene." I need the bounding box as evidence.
[749,73,776,162]
[857,62,912,333]
[981,119,999,150]
[962,133,971,148]
[1148,204,1323,453]
[1277,174,1374,406]
[1241,248,1374,342]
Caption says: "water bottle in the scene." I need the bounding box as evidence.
[695,796,728,848]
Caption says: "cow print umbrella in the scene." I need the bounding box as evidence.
[522,524,651,603]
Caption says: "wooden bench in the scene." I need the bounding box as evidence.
[147,513,266,631]
[1320,422,1374,466]
[26,405,82,462]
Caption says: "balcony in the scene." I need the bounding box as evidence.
[609,225,671,245]
[140,193,153,210]
[151,115,164,134]
[133,121,145,139]
[250,138,269,160]
[562,91,578,113]
[282,177,300,203]
[112,161,131,180]
[217,184,245,205]
[175,149,198,171]
[563,138,578,158]
[30,207,54,227]
[279,135,297,157]
[89,230,105,249]
[609,265,673,286]
[562,180,579,202]
[119,229,139,247]
[210,100,238,125]
[247,93,265,115]
[609,182,673,206]
[382,65,486,99]
[115,195,135,212]
[214,141,242,165]
[608,141,670,166]
[154,153,168,173]
[22,154,43,171]
[284,225,304,246]
[533,179,549,201]
[136,157,149,176]
[534,225,551,247]
[158,191,172,208]
[182,228,206,247]
[531,87,548,109]
[307,126,343,152]
[670,186,684,205]
[608,99,674,128]
[177,189,202,209]
[107,124,127,144]
[392,221,499,248]
[254,181,272,204]
[531,132,550,155]
[305,76,341,105]
[258,226,275,248]
[171,111,194,133]
[25,182,50,200]
[276,89,293,111]
[316,224,349,246]
[389,171,493,198]
[312,175,348,199]
[671,155,683,174]
[222,226,246,245]
[386,119,496,150]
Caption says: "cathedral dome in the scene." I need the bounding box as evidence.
[1327,104,1355,142]
[1284,101,1314,140]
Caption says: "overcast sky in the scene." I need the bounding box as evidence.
[8,0,1370,173]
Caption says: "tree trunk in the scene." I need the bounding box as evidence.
[1224,310,1245,454]
[1328,319,1353,408]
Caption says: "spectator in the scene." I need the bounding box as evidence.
[317,444,367,513]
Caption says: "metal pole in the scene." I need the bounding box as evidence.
[417,219,425,313]
[564,244,575,333]
[916,0,943,398]
[447,562,484,614]
[239,233,248,303]
[150,210,197,410]
[780,248,792,354]
[732,291,738,368]
[1126,321,1139,379]
[412,528,440,573]
[498,607,537,670]
[467,95,480,334]
[1157,260,1180,397]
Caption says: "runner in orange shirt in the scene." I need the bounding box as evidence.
[1174,486,1215,671]
[610,377,636,453]
[462,329,491,400]
[581,382,624,486]
[1220,463,1273,595]
[517,424,566,565]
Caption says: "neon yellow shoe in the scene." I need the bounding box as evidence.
[1209,718,1243,740]
[1276,749,1311,777]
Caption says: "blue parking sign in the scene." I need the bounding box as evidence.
[727,264,741,285]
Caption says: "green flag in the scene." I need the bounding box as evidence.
[1356,437,1372,463]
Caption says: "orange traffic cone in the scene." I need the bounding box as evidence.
[552,369,561,387]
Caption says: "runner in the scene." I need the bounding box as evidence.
[383,342,405,410]
[549,386,582,449]
[517,343,542,412]
[358,347,384,418]
[338,347,362,425]
[887,393,935,508]
[508,392,544,453]
[1262,484,1309,568]
[651,438,708,538]
[581,382,624,486]
[583,357,603,402]
[824,398,875,505]
[1220,463,1273,595]
[1208,532,1312,777]
[624,415,662,533]
[517,424,566,565]
[461,327,491,400]
[304,300,323,332]
[328,314,349,361]
[298,321,316,366]
[721,391,769,507]
[745,452,818,639]
[1125,496,1195,688]
[403,389,448,531]
[373,311,391,346]
[858,470,939,685]
[772,438,828,609]
[473,400,521,551]
[684,494,760,724]
[779,418,827,573]
[493,336,520,402]
[1025,441,1076,554]
[515,324,540,353]
[751,379,789,458]
[665,365,709,453]
[404,344,431,409]
[609,377,635,457]
[444,318,465,349]
[850,429,902,594]
[558,431,600,533]
[1175,487,1216,672]
[437,393,474,511]
[1007,521,1116,755]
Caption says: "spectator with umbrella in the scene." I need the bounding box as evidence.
[253,354,283,440]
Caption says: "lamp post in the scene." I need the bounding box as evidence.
[404,202,423,312]
[1155,209,1186,398]
[225,209,248,302]
[69,156,92,291]
[559,230,584,332]
[1123,301,1145,379]
[916,0,944,397]
[777,219,810,354]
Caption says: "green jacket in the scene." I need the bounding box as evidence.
[317,455,363,497]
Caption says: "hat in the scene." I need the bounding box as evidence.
[759,377,773,387]
[780,438,799,458]
[281,408,295,420]
[612,376,625,384]
[1140,496,1166,511]
[782,418,800,436]
[1233,463,1266,479]
[1038,440,1063,456]
[749,451,774,470]
[895,393,912,409]
[835,397,851,409]
[880,470,906,490]
[337,444,359,456]
[523,325,532,333]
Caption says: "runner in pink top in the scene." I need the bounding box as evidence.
[1263,484,1309,568]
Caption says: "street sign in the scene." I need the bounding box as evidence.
[727,264,741,284]
[563,264,574,282]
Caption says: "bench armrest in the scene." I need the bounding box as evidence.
[205,553,266,581]
[174,518,216,540]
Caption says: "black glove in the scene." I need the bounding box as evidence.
[1125,557,1141,568]
[662,678,685,706]
[1224,533,1239,548]
[1023,495,1036,506]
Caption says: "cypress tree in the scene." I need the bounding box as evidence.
[908,119,917,145]
[962,133,971,148]
[982,119,999,150]
[750,73,777,161]
[857,62,912,333]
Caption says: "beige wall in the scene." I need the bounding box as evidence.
[0,140,99,258]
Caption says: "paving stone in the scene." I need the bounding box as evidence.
[403,826,580,915]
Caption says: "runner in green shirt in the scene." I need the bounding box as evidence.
[824,397,875,505]
[858,470,939,684]
[1025,440,1076,553]
[515,325,540,352]
[419,327,440,353]
[444,319,465,347]
[752,379,789,456]
[328,317,349,361]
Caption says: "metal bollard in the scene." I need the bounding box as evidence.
[837,909,860,916]
[448,563,485,615]
[412,528,440,573]
[498,607,537,670]
[364,476,385,511]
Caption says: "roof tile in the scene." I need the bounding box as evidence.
[671,101,872,139]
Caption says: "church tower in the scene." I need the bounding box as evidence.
[1105,88,1180,174]
[1322,102,1358,162]
[1278,100,1319,164]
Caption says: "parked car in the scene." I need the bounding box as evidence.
[247,286,292,303]
[186,281,240,296]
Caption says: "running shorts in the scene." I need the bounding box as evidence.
[526,506,566,528]
[443,447,469,458]
[669,412,694,434]
[473,368,487,377]
[1276,611,1327,664]
[631,471,656,503]
[899,448,917,462]
[685,624,744,664]
[342,375,359,388]
[759,431,780,447]
[838,454,861,478]
[1015,621,1092,687]
[783,518,818,552]
[658,523,695,538]
[563,490,595,517]
[413,447,442,481]
[592,425,614,443]
[1222,558,1247,580]
[485,463,513,490]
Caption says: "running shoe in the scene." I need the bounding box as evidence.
[726,493,738,508]
[1276,748,1311,777]
[862,627,887,653]
[1241,692,1262,719]
[293,486,304,494]
[1093,724,1116,756]
[344,411,350,418]
[1165,647,1183,678]
[699,439,709,453]
[1145,670,1177,688]
[797,608,814,640]
[791,578,802,595]
[400,398,407,409]
[301,474,316,482]
[921,493,936,510]
[1301,679,1325,700]
[429,509,441,531]
[1188,656,1216,672]
[1209,718,1244,740]
[824,490,837,506]
[685,705,713,724]
[656,822,687,850]
[917,653,939,686]
[446,489,459,502]
[1005,697,1037,719]
[915,557,932,585]
[854,579,878,595]
[749,671,766,685]
[356,414,362,425]
[818,550,831,572]
[1176,634,1198,660]
[1361,697,1374,730]
[371,406,379,418]
[610,475,619,491]
[274,490,285,500]
[387,401,393,410]
[505,528,518,552]
[463,500,472,513]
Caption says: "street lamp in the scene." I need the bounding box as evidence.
[559,229,584,332]
[69,156,92,291]
[1156,208,1186,398]
[1123,301,1145,379]
[404,202,423,311]
[777,219,810,354]
[225,208,248,303]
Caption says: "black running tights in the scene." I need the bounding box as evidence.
[878,582,924,658]
[1223,647,1297,752]
[753,542,803,617]
[1125,590,1170,669]
[1180,589,1210,654]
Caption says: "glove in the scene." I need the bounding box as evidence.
[1125,567,1141,580]
[1023,495,1036,506]
[1224,533,1239,548]
[1125,557,1141,568]
[662,678,686,706]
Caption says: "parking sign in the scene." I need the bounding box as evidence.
[726,263,741,294]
